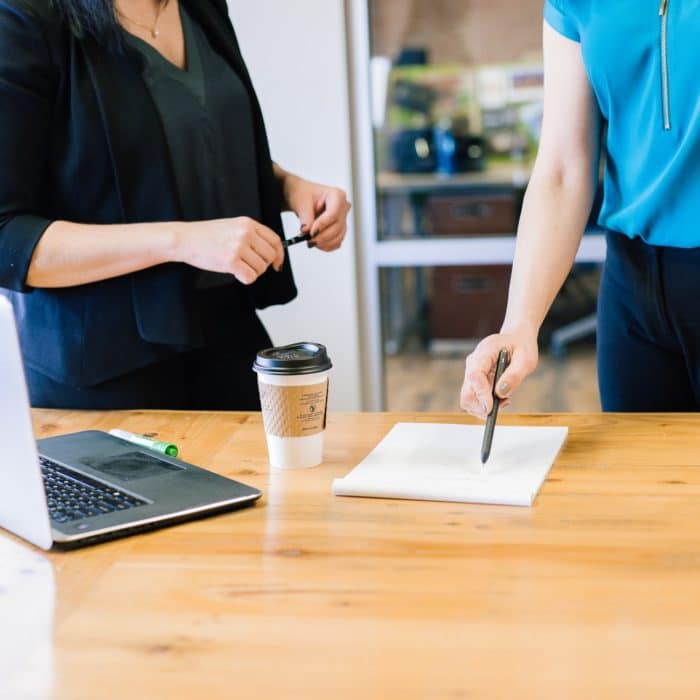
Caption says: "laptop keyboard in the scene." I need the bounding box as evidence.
[40,456,147,523]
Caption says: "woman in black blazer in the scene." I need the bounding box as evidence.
[0,0,351,410]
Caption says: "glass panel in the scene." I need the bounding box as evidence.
[380,266,602,413]
[367,1,600,412]
[369,0,543,242]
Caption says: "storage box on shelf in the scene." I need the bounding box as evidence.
[424,185,519,352]
[429,265,511,353]
[423,190,520,237]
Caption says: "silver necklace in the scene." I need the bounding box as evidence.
[116,1,167,39]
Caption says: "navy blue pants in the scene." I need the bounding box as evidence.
[597,231,700,411]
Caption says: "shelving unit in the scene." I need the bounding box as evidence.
[374,169,605,264]
[376,167,605,353]
[373,235,606,267]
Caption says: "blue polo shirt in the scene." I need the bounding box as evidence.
[544,0,700,248]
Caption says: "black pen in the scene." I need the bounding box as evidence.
[282,231,312,248]
[480,348,510,465]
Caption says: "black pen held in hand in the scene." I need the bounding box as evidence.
[480,348,510,465]
[282,231,312,248]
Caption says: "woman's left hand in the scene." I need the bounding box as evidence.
[282,174,351,252]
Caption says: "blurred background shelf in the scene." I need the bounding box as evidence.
[349,0,602,411]
[376,166,529,192]
[374,233,605,266]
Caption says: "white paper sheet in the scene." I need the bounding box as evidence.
[332,422,569,507]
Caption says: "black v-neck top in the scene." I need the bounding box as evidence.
[125,5,260,288]
[0,0,298,389]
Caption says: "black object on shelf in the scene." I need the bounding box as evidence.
[389,129,437,174]
[396,47,429,66]
[454,135,487,172]
[391,80,437,114]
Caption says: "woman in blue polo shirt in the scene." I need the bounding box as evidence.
[461,0,700,415]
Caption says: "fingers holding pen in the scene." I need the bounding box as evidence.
[494,343,538,400]
[461,345,498,419]
[310,221,346,251]
[176,216,286,285]
[233,221,284,278]
[308,188,351,250]
[313,188,352,230]
[253,222,285,271]
[460,330,539,418]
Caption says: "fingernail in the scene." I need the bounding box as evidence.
[498,382,510,395]
[307,241,317,249]
[301,224,310,233]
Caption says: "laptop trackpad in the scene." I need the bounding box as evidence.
[81,451,185,482]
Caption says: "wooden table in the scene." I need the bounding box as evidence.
[8,411,700,699]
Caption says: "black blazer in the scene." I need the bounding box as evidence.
[0,0,297,386]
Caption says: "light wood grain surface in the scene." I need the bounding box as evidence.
[9,410,700,699]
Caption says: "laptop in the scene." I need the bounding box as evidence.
[0,297,261,550]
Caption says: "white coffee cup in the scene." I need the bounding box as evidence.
[253,343,332,469]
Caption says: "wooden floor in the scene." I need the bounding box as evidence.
[385,344,600,413]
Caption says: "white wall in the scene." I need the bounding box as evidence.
[227,0,362,412]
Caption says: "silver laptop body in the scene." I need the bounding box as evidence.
[0,297,261,550]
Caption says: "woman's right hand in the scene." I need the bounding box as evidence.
[460,327,539,419]
[175,217,286,285]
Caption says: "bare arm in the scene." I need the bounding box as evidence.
[502,23,601,335]
[27,220,178,288]
[26,217,286,289]
[27,159,353,289]
[460,23,602,417]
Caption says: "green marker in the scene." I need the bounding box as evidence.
[108,428,179,458]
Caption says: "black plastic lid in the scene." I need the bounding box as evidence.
[253,343,332,376]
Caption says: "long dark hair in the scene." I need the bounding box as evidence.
[51,0,119,43]
[51,0,168,47]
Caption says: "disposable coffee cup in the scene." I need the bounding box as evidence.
[253,343,332,469]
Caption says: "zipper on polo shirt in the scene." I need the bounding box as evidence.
[659,0,671,131]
